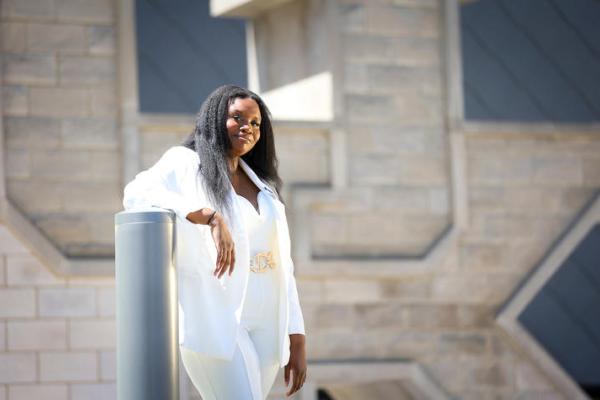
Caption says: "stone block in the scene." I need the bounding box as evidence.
[4,116,61,149]
[71,383,116,400]
[582,157,600,185]
[2,53,56,85]
[0,322,4,351]
[354,303,404,330]
[6,180,63,214]
[365,6,439,37]
[99,350,115,380]
[61,117,118,150]
[0,353,36,383]
[39,287,96,317]
[90,87,117,117]
[3,85,28,116]
[59,56,115,85]
[366,65,441,95]
[8,320,67,350]
[323,279,382,303]
[295,280,323,304]
[468,187,506,212]
[56,0,113,23]
[40,352,97,382]
[86,213,116,245]
[6,254,62,286]
[30,87,89,117]
[467,359,513,388]
[306,331,356,359]
[1,0,54,19]
[345,94,394,122]
[4,149,30,179]
[504,187,563,214]
[27,23,86,52]
[30,149,92,180]
[97,287,115,317]
[515,361,552,391]
[460,243,506,270]
[1,23,26,52]
[468,156,533,186]
[380,331,436,359]
[379,277,431,300]
[436,332,487,354]
[310,214,348,245]
[457,304,493,328]
[87,25,115,55]
[312,304,355,330]
[64,182,122,212]
[425,356,467,392]
[0,289,35,318]
[8,384,68,400]
[69,319,116,349]
[405,304,459,329]
[532,157,582,186]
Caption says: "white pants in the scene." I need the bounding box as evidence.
[180,268,281,400]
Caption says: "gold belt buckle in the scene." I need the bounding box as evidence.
[250,251,276,273]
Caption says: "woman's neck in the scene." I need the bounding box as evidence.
[228,156,240,174]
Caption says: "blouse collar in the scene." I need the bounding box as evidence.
[238,158,278,201]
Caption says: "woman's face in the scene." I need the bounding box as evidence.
[226,97,261,158]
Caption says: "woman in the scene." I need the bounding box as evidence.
[123,85,307,399]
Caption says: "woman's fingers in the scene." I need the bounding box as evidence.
[218,245,231,278]
[229,247,236,276]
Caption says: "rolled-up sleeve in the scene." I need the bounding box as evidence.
[123,146,204,221]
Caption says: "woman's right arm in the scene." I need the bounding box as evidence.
[122,146,235,277]
[123,146,204,221]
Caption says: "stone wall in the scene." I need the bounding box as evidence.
[2,0,120,257]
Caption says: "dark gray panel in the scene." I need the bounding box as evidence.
[136,0,247,114]
[461,0,600,122]
[519,290,600,385]
[519,224,600,388]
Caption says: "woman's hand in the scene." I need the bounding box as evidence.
[208,213,235,278]
[284,334,307,397]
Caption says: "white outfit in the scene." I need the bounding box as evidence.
[122,146,305,392]
[180,191,281,399]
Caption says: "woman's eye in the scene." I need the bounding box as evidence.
[232,115,240,121]
[251,121,260,127]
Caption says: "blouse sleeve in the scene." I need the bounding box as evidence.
[122,146,205,221]
[287,259,306,335]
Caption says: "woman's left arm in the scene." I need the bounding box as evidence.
[284,258,307,397]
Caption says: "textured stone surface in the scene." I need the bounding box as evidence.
[8,320,67,350]
[8,385,68,400]
[38,288,96,317]
[40,352,97,382]
[0,353,36,383]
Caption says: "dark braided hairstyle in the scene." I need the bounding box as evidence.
[182,84,283,218]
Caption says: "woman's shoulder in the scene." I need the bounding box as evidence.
[162,145,198,160]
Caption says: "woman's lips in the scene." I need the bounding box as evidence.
[235,135,250,143]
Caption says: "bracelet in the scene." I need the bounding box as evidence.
[206,210,217,226]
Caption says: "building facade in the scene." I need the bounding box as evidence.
[0,0,599,399]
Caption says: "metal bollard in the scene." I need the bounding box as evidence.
[115,209,179,400]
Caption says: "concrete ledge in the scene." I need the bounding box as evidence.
[299,360,448,400]
[210,0,294,18]
[0,198,114,277]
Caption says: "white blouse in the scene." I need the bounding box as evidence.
[236,191,277,256]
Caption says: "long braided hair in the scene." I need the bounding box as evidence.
[182,85,282,218]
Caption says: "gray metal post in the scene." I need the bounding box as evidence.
[115,209,179,400]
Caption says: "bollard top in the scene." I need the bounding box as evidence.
[115,208,175,226]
